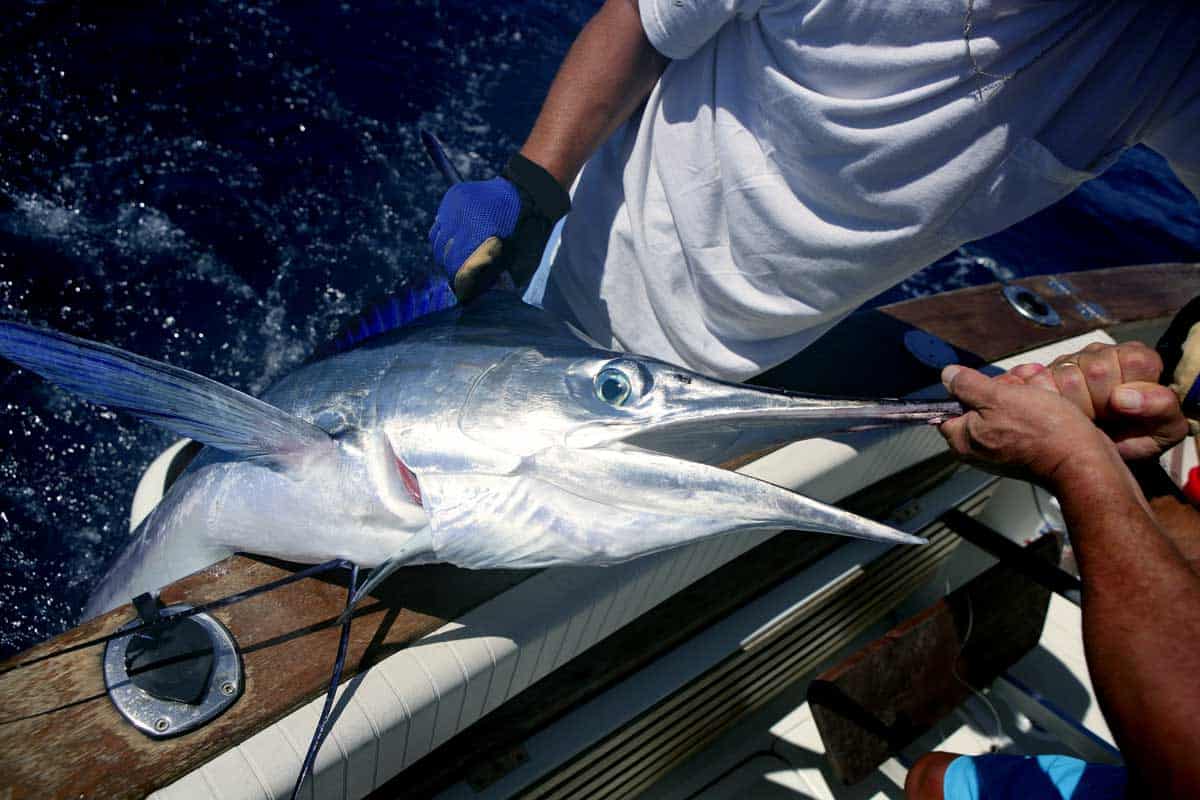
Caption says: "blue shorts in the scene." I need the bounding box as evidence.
[943,754,1127,800]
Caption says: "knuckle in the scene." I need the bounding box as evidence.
[1029,372,1059,392]
[1120,351,1146,372]
[1010,363,1043,379]
[1118,342,1161,375]
[972,426,1008,452]
[1054,368,1084,396]
[1083,359,1109,382]
[965,414,997,443]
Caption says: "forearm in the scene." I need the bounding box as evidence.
[519,0,668,189]
[1148,494,1200,571]
[1053,446,1200,797]
[1128,458,1200,572]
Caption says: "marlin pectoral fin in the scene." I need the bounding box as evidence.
[0,321,332,464]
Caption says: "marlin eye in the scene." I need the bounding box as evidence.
[594,368,632,406]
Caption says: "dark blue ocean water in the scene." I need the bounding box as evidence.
[1,1,1198,657]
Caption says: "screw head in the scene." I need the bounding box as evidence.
[153,717,170,733]
[220,680,237,696]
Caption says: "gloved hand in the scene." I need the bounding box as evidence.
[429,154,571,303]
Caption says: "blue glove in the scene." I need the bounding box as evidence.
[429,154,571,302]
[429,177,521,292]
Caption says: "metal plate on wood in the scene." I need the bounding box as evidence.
[1002,284,1061,327]
[104,604,242,738]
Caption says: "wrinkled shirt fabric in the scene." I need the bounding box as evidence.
[539,1,1200,380]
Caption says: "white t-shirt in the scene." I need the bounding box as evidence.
[539,0,1200,381]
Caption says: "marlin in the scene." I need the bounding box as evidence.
[0,288,960,619]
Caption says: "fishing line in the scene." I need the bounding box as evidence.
[292,561,359,800]
[947,578,1004,746]
[0,557,354,675]
[680,747,800,800]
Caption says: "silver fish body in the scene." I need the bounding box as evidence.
[0,296,958,618]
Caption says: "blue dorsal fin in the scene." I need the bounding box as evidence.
[0,321,333,465]
[321,275,458,357]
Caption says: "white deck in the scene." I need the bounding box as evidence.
[643,592,1120,800]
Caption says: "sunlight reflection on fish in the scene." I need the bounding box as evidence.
[0,291,959,621]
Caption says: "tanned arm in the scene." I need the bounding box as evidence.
[941,366,1200,799]
[1052,447,1200,797]
[519,0,668,189]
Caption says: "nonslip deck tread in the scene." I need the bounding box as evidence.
[808,534,1059,785]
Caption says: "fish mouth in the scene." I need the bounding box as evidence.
[552,379,962,549]
[528,443,928,547]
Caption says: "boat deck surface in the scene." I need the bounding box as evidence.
[647,589,1116,800]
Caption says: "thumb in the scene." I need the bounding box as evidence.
[941,365,996,409]
[452,236,506,303]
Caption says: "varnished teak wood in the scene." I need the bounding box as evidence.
[0,559,527,798]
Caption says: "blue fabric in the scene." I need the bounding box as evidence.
[943,754,1127,800]
[1182,370,1200,418]
[429,177,521,280]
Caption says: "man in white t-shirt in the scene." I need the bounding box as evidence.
[430,0,1199,382]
